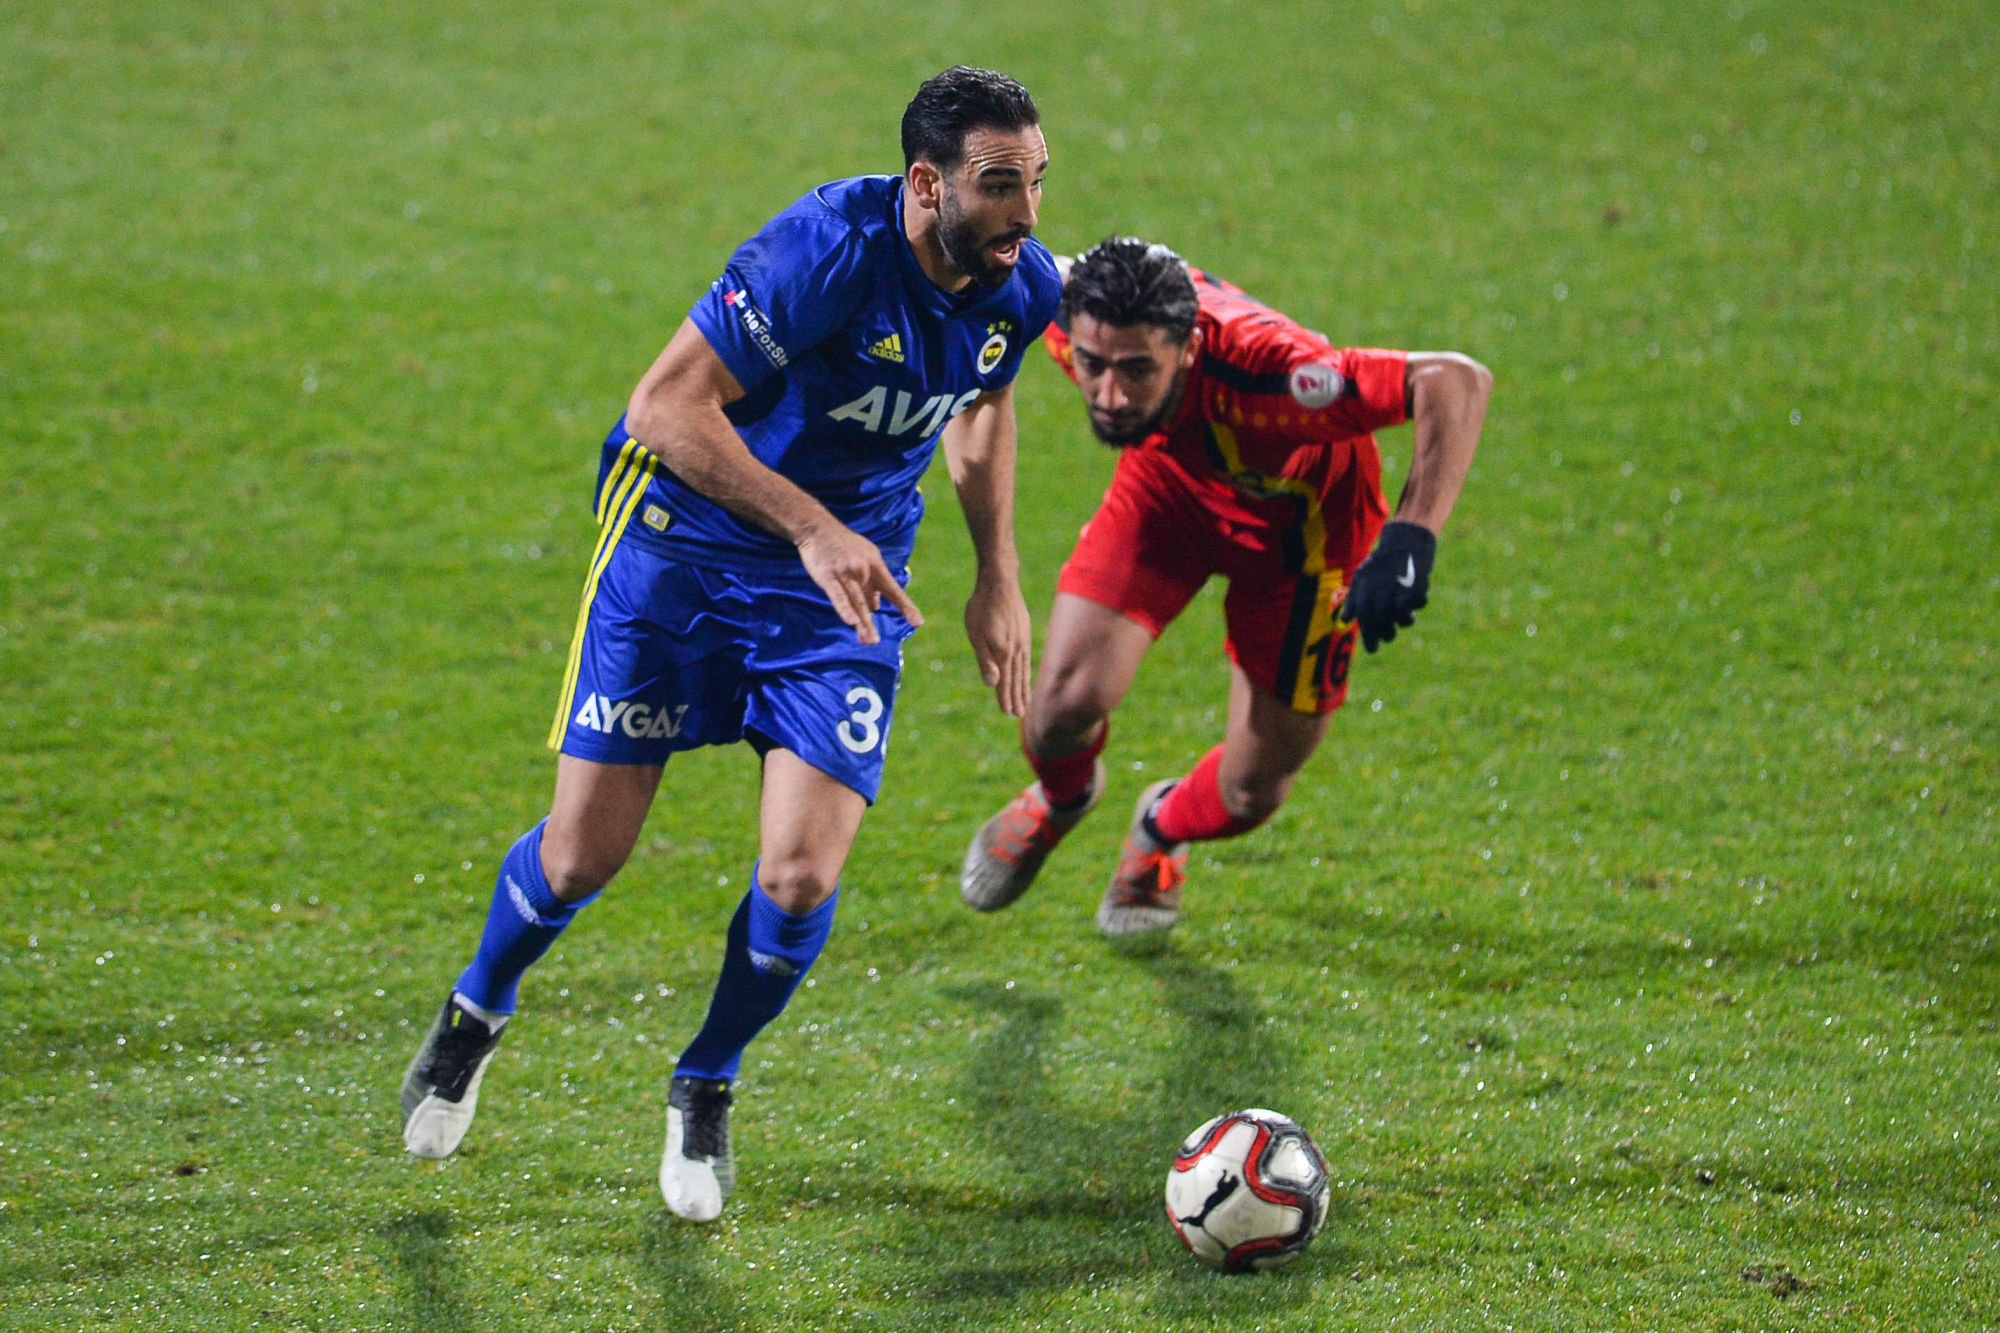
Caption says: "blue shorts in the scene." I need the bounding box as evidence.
[547,530,913,804]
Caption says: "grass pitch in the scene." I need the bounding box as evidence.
[2,1,1995,1328]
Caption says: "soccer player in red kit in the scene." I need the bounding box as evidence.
[960,237,1491,933]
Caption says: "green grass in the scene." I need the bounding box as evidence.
[3,0,1996,1327]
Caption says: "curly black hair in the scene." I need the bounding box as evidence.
[1059,237,1199,342]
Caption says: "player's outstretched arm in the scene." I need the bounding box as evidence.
[1394,351,1492,535]
[1341,351,1492,651]
[626,319,923,645]
[940,383,1032,717]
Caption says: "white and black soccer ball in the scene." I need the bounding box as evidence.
[1163,1108,1331,1272]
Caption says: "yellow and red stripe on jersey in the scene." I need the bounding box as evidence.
[1199,418,1330,575]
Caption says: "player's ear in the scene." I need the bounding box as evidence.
[1178,327,1202,371]
[907,159,944,209]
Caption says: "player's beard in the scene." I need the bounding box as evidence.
[938,183,1028,288]
[1088,367,1190,446]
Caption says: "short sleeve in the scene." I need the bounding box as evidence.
[688,210,873,393]
[1325,347,1409,435]
[1209,310,1407,438]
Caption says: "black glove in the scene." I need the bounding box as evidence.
[1339,520,1436,653]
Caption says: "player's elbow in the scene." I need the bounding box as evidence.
[1435,352,1493,403]
[625,378,677,447]
[1411,353,1492,421]
[1465,354,1494,401]
[625,320,743,450]
[626,375,730,461]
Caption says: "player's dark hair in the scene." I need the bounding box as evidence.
[1061,236,1200,343]
[901,66,1040,172]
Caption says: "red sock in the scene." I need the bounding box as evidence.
[1025,722,1107,809]
[1152,745,1269,844]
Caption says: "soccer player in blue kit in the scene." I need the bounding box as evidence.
[400,66,1061,1222]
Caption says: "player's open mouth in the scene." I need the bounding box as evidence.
[990,238,1022,263]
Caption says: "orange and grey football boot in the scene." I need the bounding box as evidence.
[1096,778,1189,935]
[960,760,1106,911]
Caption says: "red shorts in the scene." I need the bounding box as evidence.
[1057,450,1381,714]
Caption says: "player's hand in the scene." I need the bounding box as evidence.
[964,571,1032,717]
[1338,520,1437,653]
[797,520,924,646]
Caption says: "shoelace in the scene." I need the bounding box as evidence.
[423,1015,497,1099]
[1118,845,1185,902]
[680,1085,733,1159]
[989,794,1057,861]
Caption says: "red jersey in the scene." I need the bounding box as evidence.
[1044,268,1409,577]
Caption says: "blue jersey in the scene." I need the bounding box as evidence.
[602,174,1062,578]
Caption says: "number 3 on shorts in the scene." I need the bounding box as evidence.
[836,685,885,754]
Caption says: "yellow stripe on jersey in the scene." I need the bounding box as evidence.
[1207,420,1328,574]
[548,444,659,748]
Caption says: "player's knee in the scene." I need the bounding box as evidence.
[756,857,838,915]
[540,836,627,903]
[1220,771,1293,825]
[1030,671,1113,752]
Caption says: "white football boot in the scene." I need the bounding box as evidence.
[401,994,507,1159]
[661,1075,735,1222]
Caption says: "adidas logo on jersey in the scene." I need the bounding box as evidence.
[867,332,905,363]
[572,694,689,740]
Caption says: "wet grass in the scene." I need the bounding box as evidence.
[3,0,1996,1327]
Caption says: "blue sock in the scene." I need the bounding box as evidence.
[454,820,595,1016]
[675,867,837,1082]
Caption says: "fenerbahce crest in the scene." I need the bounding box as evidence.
[977,329,1009,375]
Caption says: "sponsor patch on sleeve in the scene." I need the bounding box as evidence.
[722,287,789,369]
[1288,362,1345,409]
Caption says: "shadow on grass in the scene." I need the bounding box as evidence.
[911,953,1333,1318]
[380,1210,481,1333]
[1137,951,1339,1314]
[637,1215,752,1331]
[1300,869,1997,1002]
[1144,950,1290,1124]
[941,951,1299,1186]
[948,982,1070,1177]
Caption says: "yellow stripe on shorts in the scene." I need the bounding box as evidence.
[548,444,659,748]
[595,439,639,526]
[1284,568,1347,713]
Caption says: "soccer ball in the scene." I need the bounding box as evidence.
[1163,1108,1331,1272]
